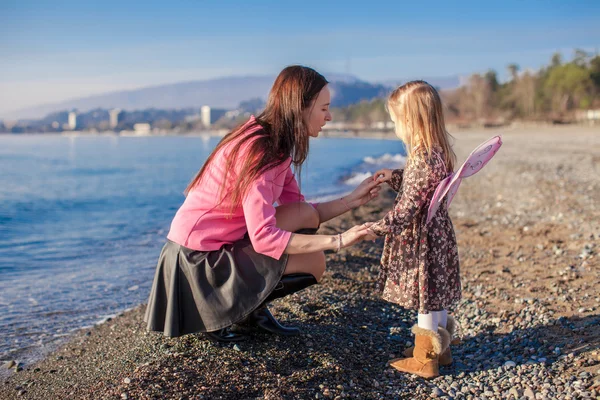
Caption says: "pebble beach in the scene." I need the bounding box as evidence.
[1,125,599,400]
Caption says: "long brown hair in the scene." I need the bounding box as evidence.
[388,80,456,172]
[184,65,328,213]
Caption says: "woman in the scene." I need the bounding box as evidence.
[145,66,380,342]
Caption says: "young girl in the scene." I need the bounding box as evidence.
[368,80,460,379]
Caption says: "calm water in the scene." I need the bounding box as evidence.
[0,133,406,364]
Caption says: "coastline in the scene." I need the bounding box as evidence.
[2,125,599,399]
[2,122,596,141]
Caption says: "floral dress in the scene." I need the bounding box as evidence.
[370,147,461,313]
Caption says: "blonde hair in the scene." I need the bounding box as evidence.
[388,80,456,172]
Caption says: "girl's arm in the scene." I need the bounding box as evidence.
[388,169,405,192]
[374,168,405,192]
[369,156,439,236]
[315,177,381,223]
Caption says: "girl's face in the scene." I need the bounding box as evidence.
[304,85,332,137]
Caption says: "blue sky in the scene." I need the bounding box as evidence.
[1,0,599,115]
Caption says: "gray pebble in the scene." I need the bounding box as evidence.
[524,386,536,399]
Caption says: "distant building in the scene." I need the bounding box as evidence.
[224,110,241,120]
[133,123,151,135]
[184,114,202,123]
[109,109,122,129]
[369,121,395,130]
[3,120,17,130]
[201,105,211,128]
[68,111,78,130]
[321,121,345,130]
[575,109,600,124]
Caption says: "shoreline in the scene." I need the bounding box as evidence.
[2,126,599,399]
[2,122,598,139]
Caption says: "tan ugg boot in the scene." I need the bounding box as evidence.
[402,315,457,365]
[389,325,451,379]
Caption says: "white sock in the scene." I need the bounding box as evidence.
[433,310,448,329]
[417,312,438,331]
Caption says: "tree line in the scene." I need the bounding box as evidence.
[3,49,598,134]
[332,49,600,126]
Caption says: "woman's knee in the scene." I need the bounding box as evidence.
[293,202,319,229]
[275,202,320,231]
[313,251,326,282]
[304,251,326,282]
[285,251,326,282]
[304,204,320,229]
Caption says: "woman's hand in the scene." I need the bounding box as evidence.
[364,227,379,241]
[373,168,393,183]
[343,177,382,209]
[340,222,375,248]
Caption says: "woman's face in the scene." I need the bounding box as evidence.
[304,85,332,137]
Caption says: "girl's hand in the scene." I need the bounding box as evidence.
[374,168,393,183]
[344,177,381,209]
[340,223,374,248]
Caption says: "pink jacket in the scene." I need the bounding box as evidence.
[167,117,308,260]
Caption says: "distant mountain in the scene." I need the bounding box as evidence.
[6,74,391,120]
[5,73,461,120]
[6,76,275,120]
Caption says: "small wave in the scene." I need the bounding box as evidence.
[363,153,406,165]
[95,313,118,325]
[341,152,406,186]
[343,172,373,185]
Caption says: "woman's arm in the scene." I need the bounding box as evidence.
[315,177,381,223]
[278,164,381,224]
[283,223,372,254]
[243,168,373,259]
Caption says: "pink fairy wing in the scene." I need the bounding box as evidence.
[426,136,502,224]
[445,177,462,205]
[426,173,453,224]
[455,135,503,179]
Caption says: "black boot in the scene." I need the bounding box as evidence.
[265,273,318,303]
[245,273,318,335]
[248,305,301,336]
[203,327,248,342]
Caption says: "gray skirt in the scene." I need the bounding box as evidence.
[144,236,289,337]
